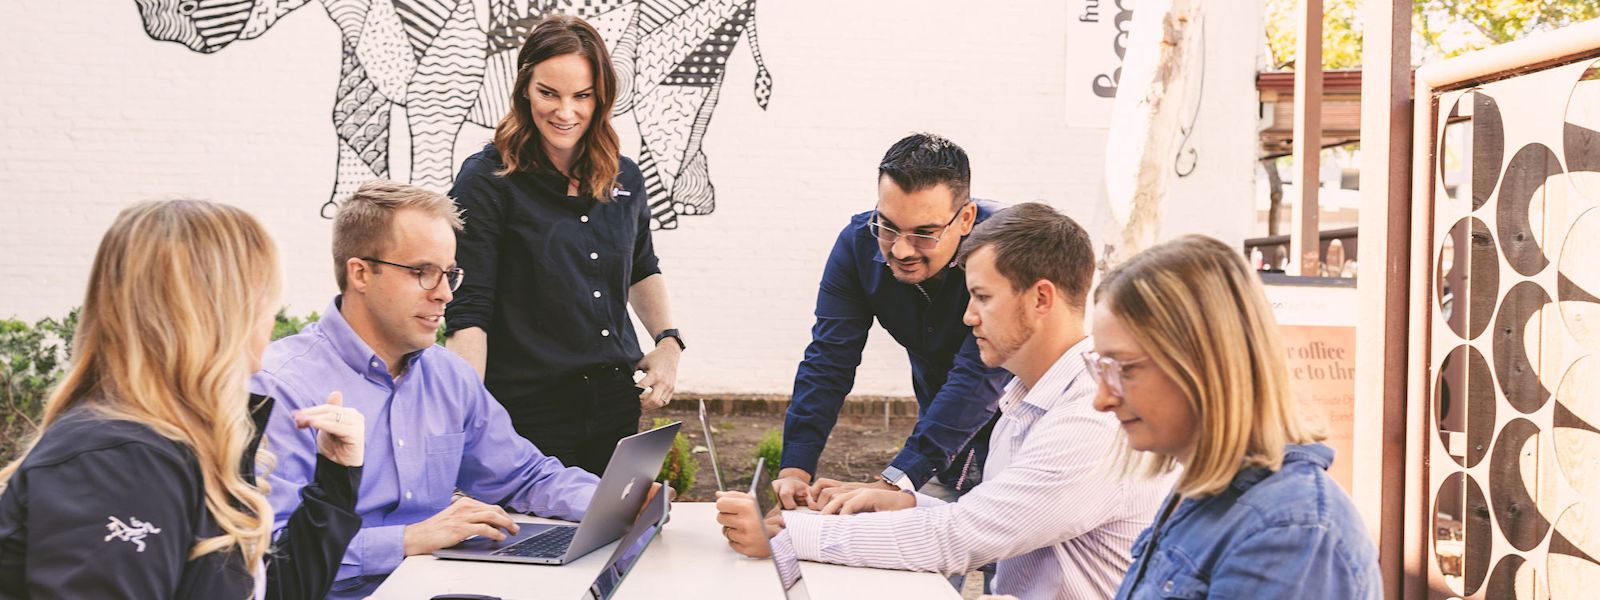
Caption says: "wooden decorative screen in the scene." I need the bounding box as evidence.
[1421,54,1600,599]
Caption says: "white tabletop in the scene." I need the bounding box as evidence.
[370,502,961,600]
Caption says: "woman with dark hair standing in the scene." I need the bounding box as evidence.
[445,15,682,476]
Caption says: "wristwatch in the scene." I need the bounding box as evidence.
[653,328,686,351]
[878,466,914,492]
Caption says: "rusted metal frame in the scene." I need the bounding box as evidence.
[1290,0,1324,276]
[1355,2,1413,598]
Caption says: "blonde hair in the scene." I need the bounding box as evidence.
[1,199,280,572]
[1095,235,1322,497]
[331,179,464,290]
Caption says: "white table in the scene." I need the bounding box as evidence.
[370,502,961,599]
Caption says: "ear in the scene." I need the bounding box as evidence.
[955,202,978,235]
[1030,279,1056,315]
[345,257,371,293]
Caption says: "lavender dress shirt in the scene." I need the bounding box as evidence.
[252,297,600,599]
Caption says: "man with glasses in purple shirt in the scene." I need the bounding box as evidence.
[253,181,608,599]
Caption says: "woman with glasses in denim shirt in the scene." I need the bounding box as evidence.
[1084,235,1381,599]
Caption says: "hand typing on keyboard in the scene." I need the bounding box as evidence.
[403,496,522,556]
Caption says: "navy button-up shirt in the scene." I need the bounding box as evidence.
[445,145,659,391]
[783,201,1010,488]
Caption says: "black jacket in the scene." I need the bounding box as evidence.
[0,395,361,599]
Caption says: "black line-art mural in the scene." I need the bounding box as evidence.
[134,0,774,230]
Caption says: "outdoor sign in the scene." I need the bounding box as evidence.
[1262,278,1358,492]
[1065,0,1134,128]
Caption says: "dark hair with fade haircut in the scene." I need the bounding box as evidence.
[956,202,1095,310]
[877,133,971,208]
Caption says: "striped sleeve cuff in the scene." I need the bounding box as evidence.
[779,513,823,561]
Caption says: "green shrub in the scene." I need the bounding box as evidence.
[272,308,320,341]
[0,309,78,464]
[755,428,782,481]
[274,308,448,345]
[653,417,696,493]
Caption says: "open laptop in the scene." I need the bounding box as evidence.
[578,479,670,599]
[698,399,725,491]
[435,421,682,565]
[749,457,812,600]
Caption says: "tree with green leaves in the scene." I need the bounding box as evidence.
[1265,0,1600,68]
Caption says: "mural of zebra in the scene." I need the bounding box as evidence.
[133,0,773,229]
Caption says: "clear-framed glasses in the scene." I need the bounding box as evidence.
[1082,350,1151,397]
[360,257,465,292]
[868,201,970,251]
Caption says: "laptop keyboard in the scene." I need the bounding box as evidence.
[492,526,577,559]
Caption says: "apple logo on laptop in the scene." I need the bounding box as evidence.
[621,477,636,501]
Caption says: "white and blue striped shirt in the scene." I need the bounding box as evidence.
[781,337,1175,599]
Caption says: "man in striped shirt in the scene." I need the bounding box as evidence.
[717,203,1175,599]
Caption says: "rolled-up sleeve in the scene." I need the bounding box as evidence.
[783,223,873,477]
[445,158,507,335]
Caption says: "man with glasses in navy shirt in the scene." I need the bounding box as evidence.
[774,133,1010,508]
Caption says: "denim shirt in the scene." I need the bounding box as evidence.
[1114,443,1381,599]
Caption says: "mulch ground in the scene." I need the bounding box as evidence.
[639,402,918,502]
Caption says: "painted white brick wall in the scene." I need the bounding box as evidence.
[0,0,1261,396]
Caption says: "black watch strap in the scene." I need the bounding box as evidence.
[653,328,685,351]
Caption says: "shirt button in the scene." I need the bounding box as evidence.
[593,291,602,298]
[590,252,599,260]
[370,360,380,368]
[601,329,611,337]
[404,491,413,500]
[397,438,405,447]
[580,215,590,223]
[1163,581,1173,593]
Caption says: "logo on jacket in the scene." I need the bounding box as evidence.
[105,516,162,552]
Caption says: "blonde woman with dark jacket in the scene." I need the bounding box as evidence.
[0,200,365,599]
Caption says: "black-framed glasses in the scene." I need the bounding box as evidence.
[868,201,970,251]
[360,257,465,292]
[1082,350,1151,397]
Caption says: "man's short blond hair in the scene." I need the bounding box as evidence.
[331,180,465,291]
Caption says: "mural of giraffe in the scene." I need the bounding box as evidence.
[133,0,773,229]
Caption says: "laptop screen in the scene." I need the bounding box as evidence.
[698,399,725,492]
[749,458,811,600]
[579,485,670,600]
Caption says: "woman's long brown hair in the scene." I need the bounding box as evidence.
[493,15,622,202]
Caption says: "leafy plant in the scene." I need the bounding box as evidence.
[272,308,320,341]
[0,309,78,463]
[653,417,696,493]
[755,428,782,482]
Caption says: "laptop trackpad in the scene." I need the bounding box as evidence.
[449,523,556,551]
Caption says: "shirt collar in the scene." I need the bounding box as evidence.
[997,336,1095,413]
[317,295,421,380]
[1228,443,1336,493]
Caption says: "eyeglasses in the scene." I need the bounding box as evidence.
[361,257,465,292]
[868,202,969,251]
[1082,350,1151,397]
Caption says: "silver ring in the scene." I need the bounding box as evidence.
[335,412,343,423]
